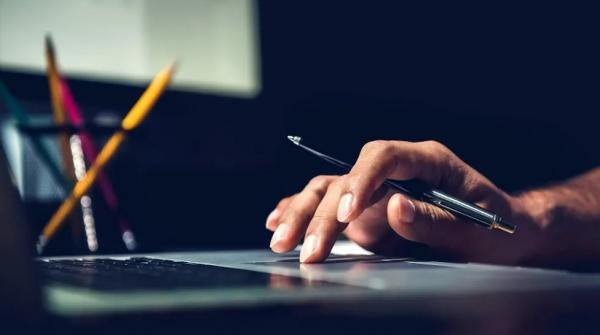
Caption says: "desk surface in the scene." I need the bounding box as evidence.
[39,242,600,334]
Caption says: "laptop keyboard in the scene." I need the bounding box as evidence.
[38,257,335,291]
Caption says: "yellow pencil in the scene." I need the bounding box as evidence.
[36,63,176,253]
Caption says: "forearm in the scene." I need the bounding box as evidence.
[514,168,600,264]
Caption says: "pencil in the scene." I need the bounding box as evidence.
[57,78,99,252]
[36,63,176,253]
[45,36,86,248]
[68,133,99,251]
[60,76,137,251]
[45,36,77,184]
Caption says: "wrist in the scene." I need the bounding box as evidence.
[502,190,558,264]
[509,188,585,265]
[512,189,559,229]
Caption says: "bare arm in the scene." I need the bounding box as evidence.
[515,168,600,265]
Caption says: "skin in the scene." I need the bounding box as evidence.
[266,140,600,267]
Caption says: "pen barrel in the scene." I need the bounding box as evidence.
[421,189,497,228]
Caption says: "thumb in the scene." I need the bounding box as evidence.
[387,193,479,251]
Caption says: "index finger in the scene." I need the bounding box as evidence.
[336,140,457,224]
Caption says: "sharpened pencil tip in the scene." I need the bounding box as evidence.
[45,34,58,67]
[45,34,54,52]
[168,61,178,74]
[287,135,302,145]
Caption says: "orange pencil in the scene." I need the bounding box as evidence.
[45,36,75,183]
[45,36,86,248]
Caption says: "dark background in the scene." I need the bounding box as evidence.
[1,2,600,254]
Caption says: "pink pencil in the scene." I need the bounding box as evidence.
[59,77,137,251]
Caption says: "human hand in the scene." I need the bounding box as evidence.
[266,140,543,264]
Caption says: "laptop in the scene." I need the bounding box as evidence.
[3,142,600,332]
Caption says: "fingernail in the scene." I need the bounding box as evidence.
[337,193,353,222]
[270,224,289,248]
[300,235,318,263]
[399,197,416,223]
[265,209,280,228]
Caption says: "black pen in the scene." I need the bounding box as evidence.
[287,136,516,234]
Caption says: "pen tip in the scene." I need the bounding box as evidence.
[287,135,302,145]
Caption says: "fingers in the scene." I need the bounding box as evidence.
[342,188,405,254]
[337,140,454,225]
[265,196,294,231]
[269,176,337,253]
[300,178,348,263]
